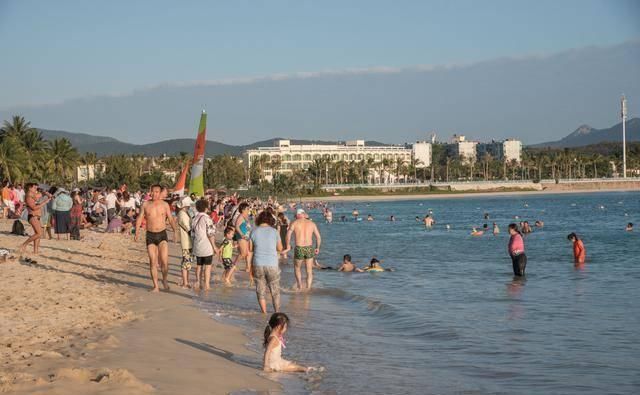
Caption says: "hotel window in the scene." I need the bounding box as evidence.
[313,154,321,160]
[342,154,348,160]
[349,154,356,161]
[332,154,339,160]
[374,154,380,160]
[284,154,291,161]
[358,154,364,160]
[323,154,330,159]
[304,154,312,161]
[293,154,301,161]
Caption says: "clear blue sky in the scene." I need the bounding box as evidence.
[0,0,638,109]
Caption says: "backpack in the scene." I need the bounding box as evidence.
[11,220,26,236]
[70,226,81,240]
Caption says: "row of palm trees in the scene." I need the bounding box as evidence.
[249,143,639,192]
[0,116,80,184]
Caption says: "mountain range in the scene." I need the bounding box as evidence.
[533,118,640,148]
[37,117,640,156]
[37,129,388,157]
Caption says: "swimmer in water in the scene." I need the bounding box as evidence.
[493,222,500,235]
[423,215,434,228]
[471,227,484,236]
[362,258,393,272]
[483,223,489,232]
[415,216,421,222]
[352,209,359,221]
[534,220,544,228]
[446,224,451,231]
[337,254,363,272]
[522,221,532,234]
[626,222,633,231]
[389,215,396,221]
[312,258,333,270]
[484,212,490,220]
[567,232,586,265]
[367,214,374,221]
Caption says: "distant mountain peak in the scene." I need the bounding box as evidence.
[533,117,640,148]
[570,125,594,136]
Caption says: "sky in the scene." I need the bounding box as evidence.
[0,0,639,144]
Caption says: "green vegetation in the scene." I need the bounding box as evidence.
[0,115,246,190]
[3,114,638,195]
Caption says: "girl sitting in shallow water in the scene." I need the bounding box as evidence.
[263,313,312,373]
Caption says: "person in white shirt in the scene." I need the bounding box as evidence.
[105,190,117,221]
[176,200,193,288]
[191,199,219,291]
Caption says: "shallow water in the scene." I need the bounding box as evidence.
[201,191,640,395]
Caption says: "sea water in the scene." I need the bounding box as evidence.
[199,191,640,395]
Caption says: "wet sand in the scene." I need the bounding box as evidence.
[0,221,278,394]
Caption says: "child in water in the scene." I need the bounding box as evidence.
[363,258,394,272]
[263,313,311,373]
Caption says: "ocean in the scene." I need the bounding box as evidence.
[198,191,640,395]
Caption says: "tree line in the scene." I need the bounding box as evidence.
[3,115,637,195]
[0,116,245,191]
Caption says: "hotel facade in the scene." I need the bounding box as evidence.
[244,139,432,182]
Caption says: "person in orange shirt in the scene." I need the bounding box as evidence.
[567,233,586,265]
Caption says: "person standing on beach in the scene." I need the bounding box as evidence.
[105,189,117,223]
[19,183,51,256]
[135,184,177,292]
[285,209,322,291]
[176,200,193,288]
[192,199,219,291]
[507,223,527,276]
[567,233,586,266]
[250,211,283,313]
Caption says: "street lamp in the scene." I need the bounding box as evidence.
[621,95,627,178]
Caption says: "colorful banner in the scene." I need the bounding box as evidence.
[188,110,207,197]
[173,161,190,196]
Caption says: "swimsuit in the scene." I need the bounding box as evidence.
[234,220,251,241]
[27,214,41,222]
[294,245,315,260]
[146,229,168,246]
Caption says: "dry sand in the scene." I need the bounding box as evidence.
[0,221,279,394]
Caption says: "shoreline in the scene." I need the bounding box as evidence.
[296,187,640,203]
[0,223,279,395]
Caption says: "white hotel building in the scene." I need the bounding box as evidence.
[244,139,432,182]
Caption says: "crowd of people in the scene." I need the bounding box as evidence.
[5,179,636,373]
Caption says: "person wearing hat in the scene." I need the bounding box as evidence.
[284,208,322,291]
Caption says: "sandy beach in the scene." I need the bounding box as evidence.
[0,221,278,395]
[299,186,640,203]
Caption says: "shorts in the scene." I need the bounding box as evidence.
[146,230,168,246]
[181,249,193,270]
[253,266,280,301]
[294,245,314,260]
[196,255,213,266]
[222,258,235,270]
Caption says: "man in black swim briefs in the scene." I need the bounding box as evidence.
[146,229,168,246]
[135,184,177,292]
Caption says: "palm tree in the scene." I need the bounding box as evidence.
[47,138,79,183]
[0,115,37,139]
[0,137,27,183]
[481,153,493,181]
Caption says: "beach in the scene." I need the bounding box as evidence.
[299,184,640,203]
[0,222,278,395]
